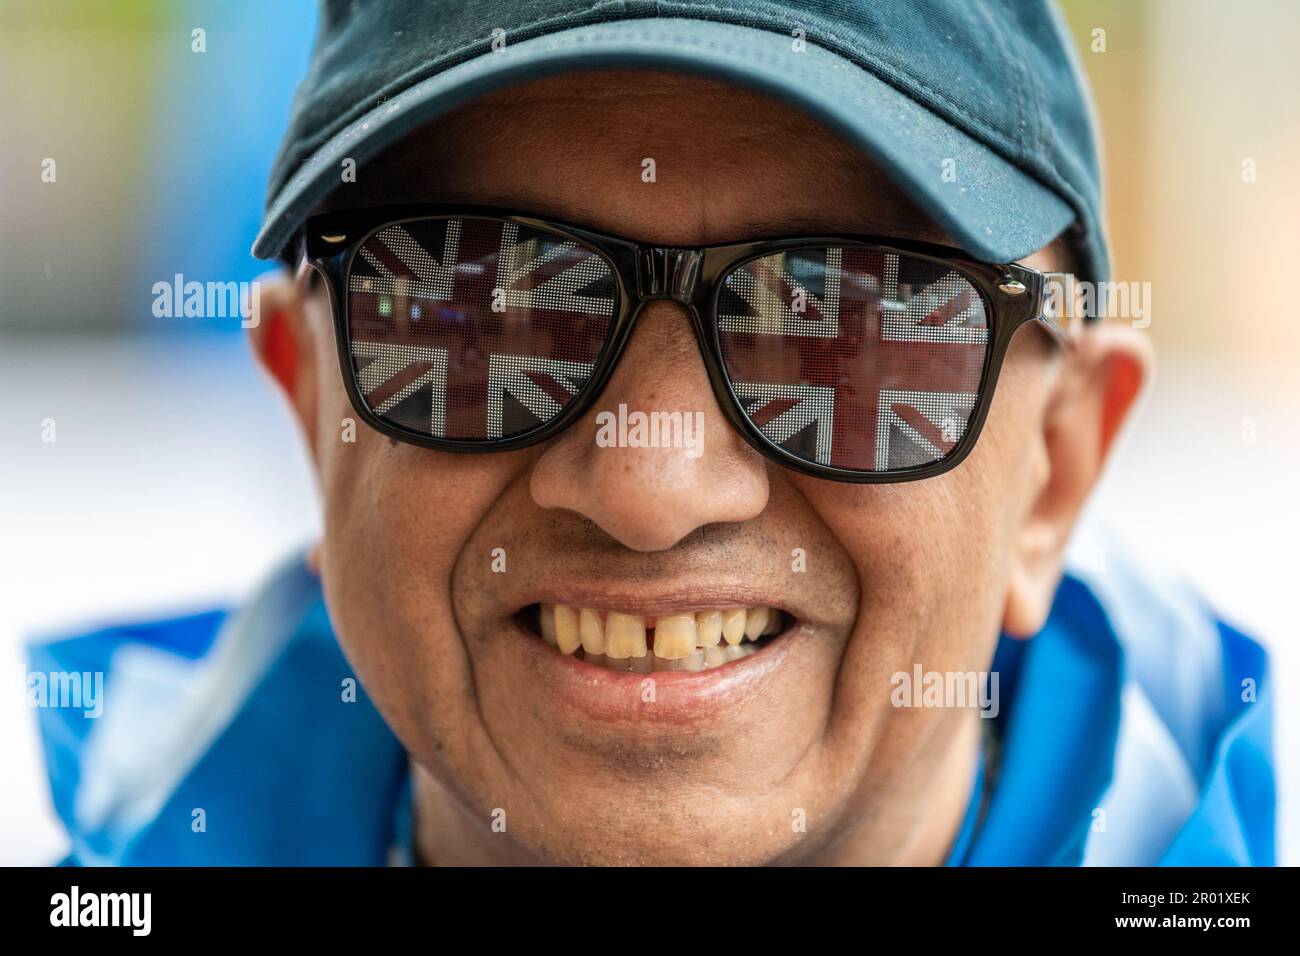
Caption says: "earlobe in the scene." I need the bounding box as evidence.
[260,299,298,395]
[1003,326,1153,637]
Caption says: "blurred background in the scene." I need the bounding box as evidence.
[1,0,1296,863]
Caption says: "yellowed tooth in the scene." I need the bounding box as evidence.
[695,611,722,648]
[723,643,746,662]
[579,608,606,654]
[703,645,727,669]
[656,651,704,672]
[722,608,746,646]
[654,613,697,659]
[744,606,770,640]
[540,604,558,646]
[763,608,783,635]
[554,604,581,654]
[678,650,706,672]
[605,612,647,659]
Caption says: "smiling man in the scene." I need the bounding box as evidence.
[32,0,1273,866]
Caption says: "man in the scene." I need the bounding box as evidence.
[32,0,1272,865]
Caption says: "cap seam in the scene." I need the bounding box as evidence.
[970,0,1034,161]
[1044,0,1109,278]
[984,5,1097,275]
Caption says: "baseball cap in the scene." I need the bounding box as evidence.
[254,0,1108,281]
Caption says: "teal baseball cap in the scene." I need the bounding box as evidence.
[255,0,1108,281]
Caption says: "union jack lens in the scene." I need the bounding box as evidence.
[717,247,989,472]
[347,216,616,441]
[345,216,991,474]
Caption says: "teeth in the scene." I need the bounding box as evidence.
[540,604,558,647]
[554,604,582,655]
[721,609,747,646]
[658,650,706,672]
[579,607,606,654]
[605,613,648,659]
[654,613,697,659]
[534,604,782,671]
[695,611,723,648]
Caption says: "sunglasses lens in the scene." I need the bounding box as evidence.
[347,216,617,441]
[717,246,990,474]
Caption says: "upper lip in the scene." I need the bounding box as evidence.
[509,580,809,624]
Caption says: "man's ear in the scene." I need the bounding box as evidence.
[1003,325,1153,637]
[247,268,321,458]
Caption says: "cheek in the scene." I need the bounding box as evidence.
[786,379,1043,801]
[300,293,534,773]
[312,409,523,754]
[305,305,501,645]
[796,349,1045,682]
[806,464,1009,694]
[321,439,473,605]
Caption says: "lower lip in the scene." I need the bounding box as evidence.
[510,618,800,724]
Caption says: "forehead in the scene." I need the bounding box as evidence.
[326,69,951,247]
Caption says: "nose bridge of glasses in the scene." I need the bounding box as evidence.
[635,246,704,304]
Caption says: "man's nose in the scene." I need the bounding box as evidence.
[529,301,770,552]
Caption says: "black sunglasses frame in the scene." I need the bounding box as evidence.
[298,204,1081,484]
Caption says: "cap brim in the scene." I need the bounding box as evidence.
[254,17,1075,264]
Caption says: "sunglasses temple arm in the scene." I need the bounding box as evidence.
[1032,271,1086,346]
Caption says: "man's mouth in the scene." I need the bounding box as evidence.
[522,603,789,673]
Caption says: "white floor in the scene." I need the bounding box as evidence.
[1,333,1294,864]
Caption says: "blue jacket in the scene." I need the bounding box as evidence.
[29,545,1274,866]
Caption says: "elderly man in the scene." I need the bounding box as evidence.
[33,0,1272,866]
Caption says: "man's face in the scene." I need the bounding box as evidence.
[293,72,1070,865]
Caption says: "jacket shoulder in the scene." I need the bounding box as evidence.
[1063,529,1274,865]
[29,556,408,865]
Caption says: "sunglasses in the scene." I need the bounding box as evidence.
[297,205,1082,483]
